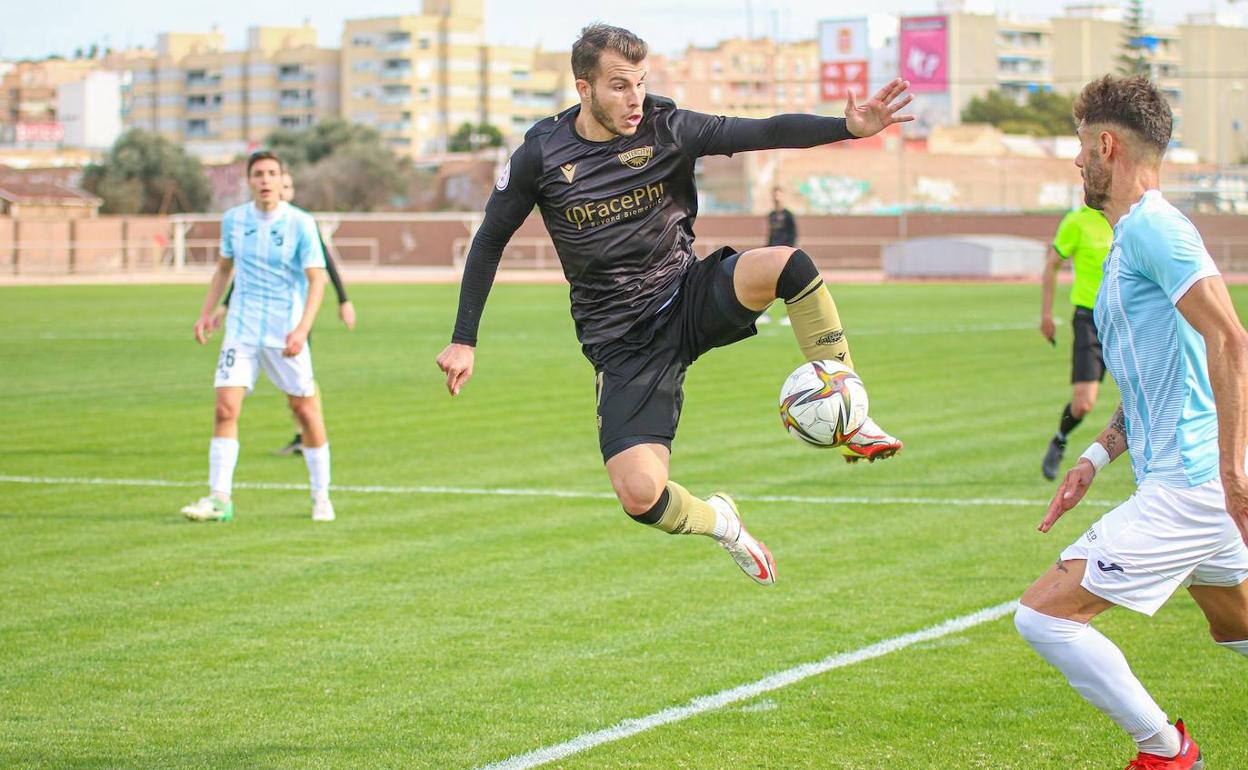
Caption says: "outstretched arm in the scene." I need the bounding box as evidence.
[437,141,540,395]
[1039,405,1127,533]
[691,78,914,156]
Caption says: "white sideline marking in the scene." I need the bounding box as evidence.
[475,601,1020,770]
[0,475,1114,508]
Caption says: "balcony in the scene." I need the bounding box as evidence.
[185,73,222,89]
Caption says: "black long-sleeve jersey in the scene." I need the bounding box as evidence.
[451,95,856,349]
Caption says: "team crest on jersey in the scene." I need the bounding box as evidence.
[495,160,511,191]
[617,146,653,169]
[271,228,284,247]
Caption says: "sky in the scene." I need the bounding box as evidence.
[1,0,1241,61]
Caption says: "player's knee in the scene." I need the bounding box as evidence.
[214,400,240,424]
[1071,397,1095,417]
[616,478,665,517]
[288,397,318,422]
[1014,604,1083,645]
[1207,621,1248,645]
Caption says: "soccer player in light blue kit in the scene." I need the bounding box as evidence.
[182,150,335,522]
[1015,75,1248,769]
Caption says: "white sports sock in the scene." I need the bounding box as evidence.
[209,437,239,500]
[302,443,331,497]
[1217,638,1248,658]
[1015,605,1176,752]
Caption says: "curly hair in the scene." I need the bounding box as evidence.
[1073,75,1173,157]
[571,24,648,83]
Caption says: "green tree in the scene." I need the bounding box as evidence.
[448,122,505,153]
[80,129,212,214]
[960,89,1076,136]
[259,119,411,211]
[1117,0,1152,77]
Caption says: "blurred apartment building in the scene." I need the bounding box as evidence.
[1,1,1245,164]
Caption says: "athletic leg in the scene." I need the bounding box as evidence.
[1017,560,1185,758]
[732,245,900,462]
[183,386,245,522]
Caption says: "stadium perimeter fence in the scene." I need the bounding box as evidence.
[2,211,1248,277]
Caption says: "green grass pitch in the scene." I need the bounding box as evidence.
[1,282,1244,769]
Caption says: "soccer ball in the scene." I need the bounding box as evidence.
[778,360,869,448]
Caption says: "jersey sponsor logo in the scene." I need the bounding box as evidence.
[560,163,577,183]
[564,181,665,231]
[495,159,511,191]
[617,145,653,169]
[1096,560,1124,574]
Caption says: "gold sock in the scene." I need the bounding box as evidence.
[785,277,854,369]
[652,481,718,536]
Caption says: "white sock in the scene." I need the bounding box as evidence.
[1218,638,1248,658]
[209,437,239,500]
[1015,605,1176,752]
[303,443,331,498]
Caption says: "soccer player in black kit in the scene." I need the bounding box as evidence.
[437,24,912,585]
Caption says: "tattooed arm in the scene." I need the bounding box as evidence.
[1038,404,1126,533]
[1095,404,1128,463]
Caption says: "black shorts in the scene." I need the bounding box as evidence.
[1071,306,1106,384]
[586,247,761,462]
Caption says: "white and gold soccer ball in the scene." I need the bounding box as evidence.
[778,360,869,448]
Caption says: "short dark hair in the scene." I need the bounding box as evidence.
[1073,75,1173,157]
[571,24,648,83]
[246,150,283,175]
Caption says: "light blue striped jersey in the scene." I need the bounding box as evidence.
[1095,190,1221,487]
[220,201,325,347]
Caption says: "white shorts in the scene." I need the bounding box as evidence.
[213,341,316,397]
[1061,477,1248,616]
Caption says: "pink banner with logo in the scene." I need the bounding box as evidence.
[899,16,948,94]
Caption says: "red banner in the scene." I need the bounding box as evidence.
[820,60,869,101]
[15,122,64,143]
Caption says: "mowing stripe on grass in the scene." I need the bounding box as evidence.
[0,474,1113,508]
[475,600,1020,770]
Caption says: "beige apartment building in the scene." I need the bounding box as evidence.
[943,6,1248,163]
[650,38,822,117]
[0,58,100,137]
[340,0,574,156]
[126,25,339,160]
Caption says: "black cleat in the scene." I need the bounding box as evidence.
[1042,437,1066,481]
[277,433,304,456]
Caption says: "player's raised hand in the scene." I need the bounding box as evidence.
[1040,459,1096,533]
[436,343,475,396]
[845,78,915,138]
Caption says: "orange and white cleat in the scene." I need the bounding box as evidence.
[841,416,903,463]
[708,493,776,586]
[1126,720,1203,770]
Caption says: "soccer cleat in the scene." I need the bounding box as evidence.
[1125,720,1203,770]
[181,496,234,522]
[840,417,903,463]
[1042,436,1066,481]
[311,494,335,522]
[708,493,776,586]
[277,433,304,456]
